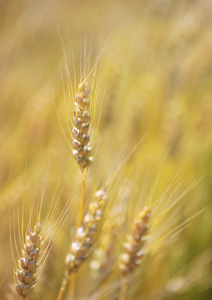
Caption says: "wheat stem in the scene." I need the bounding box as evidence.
[118,282,128,300]
[56,169,87,300]
[77,171,86,228]
[67,171,86,299]
[56,274,69,300]
[68,273,76,300]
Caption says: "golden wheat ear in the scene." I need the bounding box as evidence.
[117,206,151,300]
[65,189,107,274]
[119,206,151,276]
[15,222,43,297]
[72,77,95,172]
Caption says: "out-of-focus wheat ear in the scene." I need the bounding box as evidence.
[90,224,117,280]
[119,206,151,276]
[89,200,126,285]
[15,222,43,298]
[65,189,107,274]
[118,206,151,300]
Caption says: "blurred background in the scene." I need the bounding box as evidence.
[0,0,212,299]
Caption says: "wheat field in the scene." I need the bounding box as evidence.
[0,0,212,299]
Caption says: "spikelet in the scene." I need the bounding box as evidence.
[72,79,93,172]
[15,222,43,297]
[119,206,151,276]
[65,190,106,274]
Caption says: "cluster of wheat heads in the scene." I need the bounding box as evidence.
[8,48,208,300]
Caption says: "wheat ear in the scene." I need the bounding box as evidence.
[67,189,106,300]
[15,222,43,298]
[118,206,151,300]
[65,189,107,273]
[72,79,93,172]
[57,190,106,300]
